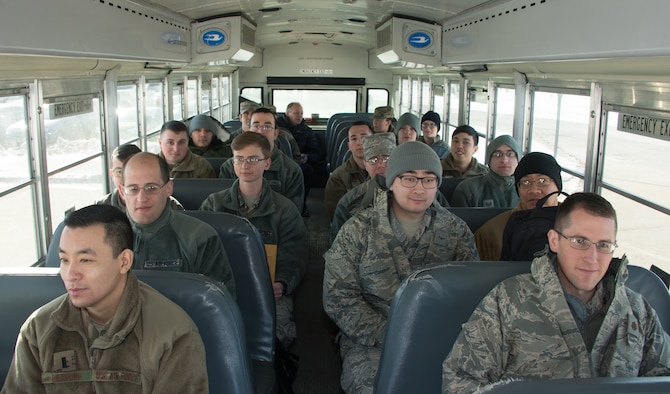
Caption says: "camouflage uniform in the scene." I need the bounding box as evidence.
[451,171,519,208]
[442,253,670,393]
[324,190,479,393]
[440,154,488,178]
[219,147,305,212]
[95,189,184,213]
[324,155,369,221]
[160,150,216,179]
[329,175,450,243]
[200,179,307,348]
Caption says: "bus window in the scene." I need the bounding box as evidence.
[411,79,420,113]
[448,83,460,134]
[0,95,35,266]
[601,189,670,273]
[219,76,231,120]
[145,82,164,133]
[44,99,101,172]
[117,84,139,144]
[367,88,388,113]
[530,91,590,194]
[400,79,410,114]
[240,87,262,106]
[172,85,183,120]
[186,78,198,117]
[201,81,211,115]
[272,89,357,119]
[421,80,431,114]
[468,87,488,163]
[432,83,445,123]
[602,110,670,206]
[494,87,515,136]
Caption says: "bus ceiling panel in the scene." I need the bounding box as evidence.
[147,0,491,49]
[442,0,670,67]
[0,0,190,63]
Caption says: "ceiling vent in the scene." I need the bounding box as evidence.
[191,16,257,64]
[375,17,441,66]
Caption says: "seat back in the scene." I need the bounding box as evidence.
[627,265,670,332]
[447,207,510,233]
[0,268,254,394]
[439,177,465,205]
[171,178,235,210]
[182,211,276,363]
[375,262,670,394]
[204,157,228,177]
[375,261,532,394]
[486,376,670,393]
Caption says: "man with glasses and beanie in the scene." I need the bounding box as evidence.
[451,135,521,208]
[219,107,305,212]
[443,193,670,393]
[120,152,236,298]
[418,111,449,159]
[330,133,451,241]
[324,141,479,394]
[201,132,307,349]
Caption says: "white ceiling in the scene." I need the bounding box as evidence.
[142,0,496,49]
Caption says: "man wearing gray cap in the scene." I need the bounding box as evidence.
[324,141,479,394]
[188,114,232,158]
[371,106,396,134]
[330,133,450,241]
[451,135,521,208]
[396,112,420,144]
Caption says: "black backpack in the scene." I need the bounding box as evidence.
[500,191,569,261]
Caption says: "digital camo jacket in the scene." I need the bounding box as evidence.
[442,253,670,393]
[324,189,478,348]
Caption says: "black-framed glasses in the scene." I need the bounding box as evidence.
[518,177,552,190]
[398,175,438,189]
[250,125,275,132]
[123,183,166,196]
[366,155,390,165]
[554,230,617,254]
[232,157,267,165]
[491,150,517,158]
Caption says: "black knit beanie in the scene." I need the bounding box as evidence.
[514,152,562,192]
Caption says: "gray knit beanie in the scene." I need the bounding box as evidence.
[486,135,521,161]
[188,114,218,134]
[397,113,421,137]
[386,141,442,188]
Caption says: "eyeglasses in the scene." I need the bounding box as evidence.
[491,150,517,159]
[111,168,123,177]
[398,175,438,189]
[554,230,617,254]
[250,125,275,132]
[123,183,166,196]
[421,122,437,129]
[232,157,267,165]
[518,177,552,190]
[366,155,390,165]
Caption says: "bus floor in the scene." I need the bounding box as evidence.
[292,186,343,393]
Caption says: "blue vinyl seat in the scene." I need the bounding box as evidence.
[375,261,670,394]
